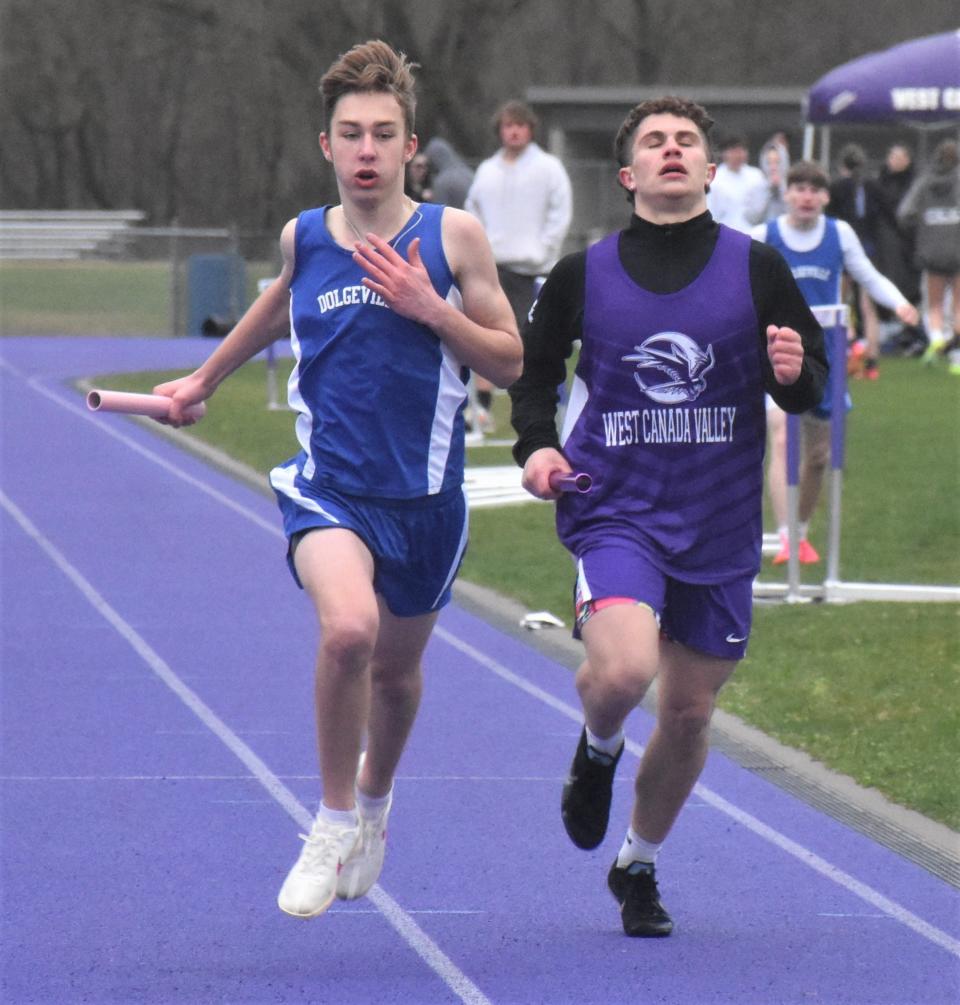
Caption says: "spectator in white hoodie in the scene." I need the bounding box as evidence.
[466,100,572,431]
[707,134,771,233]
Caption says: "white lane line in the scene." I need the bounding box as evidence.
[332,910,486,916]
[18,378,960,960]
[2,775,322,781]
[434,626,960,959]
[818,913,888,919]
[22,374,285,540]
[211,800,277,805]
[1,491,492,1005]
[1,774,573,783]
[16,372,527,512]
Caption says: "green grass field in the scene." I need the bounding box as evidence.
[89,354,960,829]
[8,259,956,827]
[0,259,277,335]
[1,260,172,335]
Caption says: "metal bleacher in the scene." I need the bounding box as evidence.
[0,209,146,260]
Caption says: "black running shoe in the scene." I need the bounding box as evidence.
[607,860,674,937]
[560,727,623,849]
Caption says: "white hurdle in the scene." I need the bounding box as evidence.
[817,304,849,600]
[755,303,960,605]
[259,277,291,412]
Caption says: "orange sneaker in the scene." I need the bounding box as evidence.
[772,536,820,564]
[847,339,867,378]
[772,532,790,565]
[797,539,820,564]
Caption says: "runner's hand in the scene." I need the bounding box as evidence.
[153,374,210,428]
[895,302,920,328]
[353,236,441,328]
[766,325,803,385]
[522,447,570,500]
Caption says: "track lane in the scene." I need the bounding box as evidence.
[2,337,958,1004]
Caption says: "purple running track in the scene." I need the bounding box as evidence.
[2,337,958,1005]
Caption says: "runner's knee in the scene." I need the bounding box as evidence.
[658,697,714,743]
[579,653,656,708]
[369,658,422,701]
[319,613,378,670]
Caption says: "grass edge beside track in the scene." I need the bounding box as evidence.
[76,361,960,840]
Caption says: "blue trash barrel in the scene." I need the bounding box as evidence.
[186,253,246,336]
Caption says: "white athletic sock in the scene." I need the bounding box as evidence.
[798,521,810,541]
[616,827,662,868]
[585,725,624,757]
[355,786,392,818]
[318,802,359,827]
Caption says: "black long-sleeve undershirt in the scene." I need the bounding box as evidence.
[509,210,829,467]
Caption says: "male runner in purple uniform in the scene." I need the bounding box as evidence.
[510,97,827,937]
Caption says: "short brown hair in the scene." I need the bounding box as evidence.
[933,139,959,171]
[320,39,418,136]
[614,96,715,166]
[838,143,866,174]
[492,99,538,138]
[786,160,830,191]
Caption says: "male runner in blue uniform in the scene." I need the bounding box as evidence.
[754,160,918,565]
[510,97,827,937]
[155,40,521,920]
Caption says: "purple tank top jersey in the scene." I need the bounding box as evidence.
[557,225,765,582]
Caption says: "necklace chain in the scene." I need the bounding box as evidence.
[342,196,415,247]
[342,212,367,245]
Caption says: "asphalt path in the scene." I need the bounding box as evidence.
[2,337,958,1004]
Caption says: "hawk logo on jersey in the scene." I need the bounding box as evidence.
[622,332,715,404]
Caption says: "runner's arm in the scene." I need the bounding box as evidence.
[749,241,828,413]
[155,219,296,424]
[837,220,916,315]
[509,251,585,466]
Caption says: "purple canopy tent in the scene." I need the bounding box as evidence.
[802,30,960,162]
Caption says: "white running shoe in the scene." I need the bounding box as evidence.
[277,814,359,919]
[336,760,392,900]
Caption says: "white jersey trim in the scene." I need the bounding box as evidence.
[286,309,317,481]
[268,461,341,524]
[429,485,470,609]
[426,284,468,494]
[560,373,589,447]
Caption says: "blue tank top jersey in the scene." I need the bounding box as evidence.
[280,202,469,499]
[764,216,842,307]
[557,226,766,583]
[764,216,846,418]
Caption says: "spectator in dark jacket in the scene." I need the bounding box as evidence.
[875,145,920,304]
[898,140,960,366]
[423,137,474,209]
[829,144,886,378]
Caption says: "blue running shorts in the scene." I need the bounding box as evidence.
[271,462,468,618]
[574,540,753,660]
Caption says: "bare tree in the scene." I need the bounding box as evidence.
[2,0,957,227]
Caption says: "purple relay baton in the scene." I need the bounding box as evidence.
[548,471,593,494]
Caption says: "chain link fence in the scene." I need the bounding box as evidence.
[0,222,282,338]
[126,227,282,337]
[1,162,626,338]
